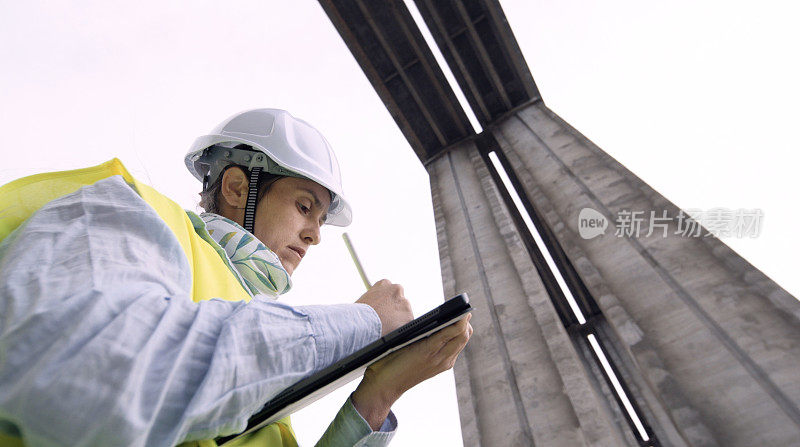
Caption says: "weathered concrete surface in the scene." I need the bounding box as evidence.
[484,100,800,446]
[428,141,631,446]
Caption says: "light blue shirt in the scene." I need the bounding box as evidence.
[0,176,396,446]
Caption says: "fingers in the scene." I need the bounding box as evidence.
[431,314,471,343]
[439,323,472,356]
[372,278,392,288]
[363,316,473,394]
[372,279,405,300]
[361,279,413,335]
[434,320,472,370]
[427,314,472,353]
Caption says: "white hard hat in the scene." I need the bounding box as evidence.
[185,109,352,227]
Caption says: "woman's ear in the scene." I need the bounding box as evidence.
[220,167,249,209]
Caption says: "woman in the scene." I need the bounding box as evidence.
[0,109,472,446]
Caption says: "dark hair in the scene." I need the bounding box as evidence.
[198,164,281,214]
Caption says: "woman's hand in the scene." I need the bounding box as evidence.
[356,279,414,336]
[350,314,473,430]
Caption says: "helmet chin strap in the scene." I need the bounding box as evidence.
[243,167,262,235]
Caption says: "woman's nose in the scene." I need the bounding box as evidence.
[302,221,321,245]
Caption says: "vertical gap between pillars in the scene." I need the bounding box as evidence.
[487,150,586,324]
[587,333,651,442]
[403,0,483,133]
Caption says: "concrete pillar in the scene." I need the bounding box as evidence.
[430,99,800,446]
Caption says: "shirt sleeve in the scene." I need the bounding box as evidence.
[0,176,382,447]
[315,396,397,447]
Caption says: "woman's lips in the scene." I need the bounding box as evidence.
[288,246,305,260]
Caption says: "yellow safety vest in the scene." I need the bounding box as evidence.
[0,159,297,447]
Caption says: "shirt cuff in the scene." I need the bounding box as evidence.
[316,395,397,447]
[294,303,381,371]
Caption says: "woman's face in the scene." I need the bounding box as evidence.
[253,176,331,275]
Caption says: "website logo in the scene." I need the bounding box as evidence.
[578,207,608,239]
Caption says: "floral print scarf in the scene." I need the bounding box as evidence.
[199,213,292,296]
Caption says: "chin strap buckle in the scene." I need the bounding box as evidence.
[243,167,262,234]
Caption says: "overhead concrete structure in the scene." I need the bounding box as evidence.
[320,1,800,445]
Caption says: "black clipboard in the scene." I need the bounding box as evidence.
[216,293,472,444]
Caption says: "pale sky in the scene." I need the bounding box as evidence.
[1,1,798,446]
